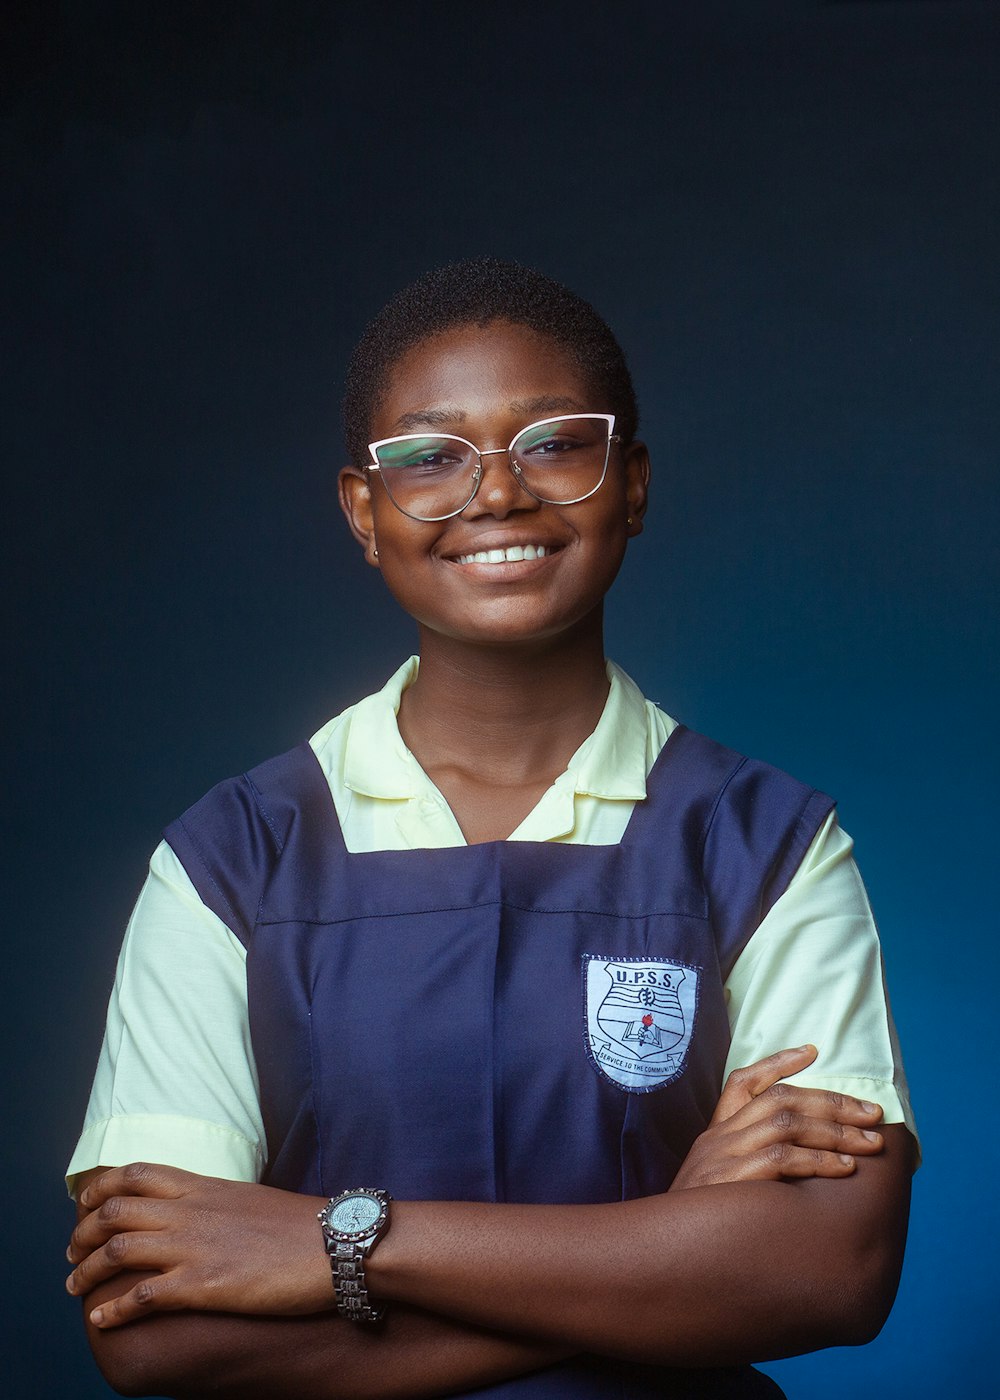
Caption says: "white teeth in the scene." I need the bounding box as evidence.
[455,544,550,565]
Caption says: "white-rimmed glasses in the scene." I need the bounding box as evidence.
[366,413,619,522]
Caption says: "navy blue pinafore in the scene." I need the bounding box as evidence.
[166,724,833,1399]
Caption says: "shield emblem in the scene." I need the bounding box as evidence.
[583,956,699,1092]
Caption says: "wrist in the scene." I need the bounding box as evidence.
[287,1193,342,1314]
[363,1200,470,1312]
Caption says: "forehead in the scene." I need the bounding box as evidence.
[374,320,594,437]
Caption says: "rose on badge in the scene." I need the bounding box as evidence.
[582,956,699,1093]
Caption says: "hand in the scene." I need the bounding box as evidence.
[66,1163,334,1329]
[669,1045,885,1191]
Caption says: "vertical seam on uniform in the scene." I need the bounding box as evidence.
[491,849,504,1205]
[245,773,285,853]
[244,771,292,931]
[697,757,749,916]
[245,774,283,934]
[307,950,324,1194]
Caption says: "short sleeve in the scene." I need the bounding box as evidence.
[65,840,266,1196]
[724,812,917,1139]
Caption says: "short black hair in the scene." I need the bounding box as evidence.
[343,257,638,467]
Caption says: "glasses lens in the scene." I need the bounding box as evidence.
[372,435,480,520]
[510,416,611,504]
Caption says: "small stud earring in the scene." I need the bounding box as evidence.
[626,516,633,526]
[373,547,379,558]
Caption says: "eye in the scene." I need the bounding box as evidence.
[514,417,604,462]
[375,437,468,474]
[529,435,575,455]
[415,448,463,468]
[518,432,588,461]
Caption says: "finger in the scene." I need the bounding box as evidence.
[67,1231,169,1297]
[88,1273,183,1330]
[745,1143,860,1182]
[684,1140,861,1186]
[738,1109,884,1158]
[69,1194,173,1263]
[713,1045,818,1122]
[739,1081,885,1128]
[78,1162,196,1211]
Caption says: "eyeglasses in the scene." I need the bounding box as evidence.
[366,413,619,522]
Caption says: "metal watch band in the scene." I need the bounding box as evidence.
[319,1188,392,1323]
[327,1238,384,1322]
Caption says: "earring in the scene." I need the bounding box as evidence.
[373,547,379,558]
[626,516,633,526]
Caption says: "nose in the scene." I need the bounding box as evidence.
[461,448,539,520]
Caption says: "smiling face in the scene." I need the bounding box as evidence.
[339,319,649,652]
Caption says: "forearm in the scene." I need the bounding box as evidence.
[71,1166,568,1396]
[72,1121,914,1384]
[370,1125,915,1368]
[83,1273,570,1400]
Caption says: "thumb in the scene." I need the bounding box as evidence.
[712,1044,819,1123]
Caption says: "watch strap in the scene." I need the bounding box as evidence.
[326,1237,384,1321]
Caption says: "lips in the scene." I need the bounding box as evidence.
[453,543,553,566]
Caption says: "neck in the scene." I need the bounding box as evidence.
[397,610,611,788]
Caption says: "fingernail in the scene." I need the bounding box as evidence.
[839,1154,855,1165]
[66,1276,77,1294]
[861,1101,878,1113]
[66,1247,73,1262]
[862,1129,881,1142]
[90,1307,104,1326]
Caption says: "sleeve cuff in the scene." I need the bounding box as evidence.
[65,1114,265,1198]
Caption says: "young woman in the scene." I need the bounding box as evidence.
[66,259,917,1399]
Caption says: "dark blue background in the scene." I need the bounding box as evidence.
[4,1,997,1394]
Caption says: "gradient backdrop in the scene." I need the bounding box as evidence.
[4,2,997,1395]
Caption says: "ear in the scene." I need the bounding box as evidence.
[338,465,381,568]
[623,440,651,537]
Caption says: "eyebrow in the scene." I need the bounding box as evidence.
[391,396,585,434]
[392,407,467,432]
[508,395,585,416]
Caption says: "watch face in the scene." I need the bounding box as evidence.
[327,1192,383,1237]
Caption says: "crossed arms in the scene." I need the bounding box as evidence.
[67,1047,916,1399]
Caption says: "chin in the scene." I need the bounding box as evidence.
[426,604,605,651]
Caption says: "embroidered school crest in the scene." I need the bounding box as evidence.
[583,956,699,1092]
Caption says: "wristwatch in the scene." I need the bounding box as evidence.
[318,1187,392,1322]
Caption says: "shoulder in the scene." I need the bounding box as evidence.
[162,742,329,944]
[656,724,833,826]
[649,726,837,970]
[168,742,323,848]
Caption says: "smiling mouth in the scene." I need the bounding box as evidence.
[453,544,555,566]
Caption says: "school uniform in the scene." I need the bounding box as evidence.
[67,660,914,1397]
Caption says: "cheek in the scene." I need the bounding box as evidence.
[369,496,436,556]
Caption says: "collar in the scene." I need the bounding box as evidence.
[342,657,423,799]
[563,661,649,801]
[342,657,650,805]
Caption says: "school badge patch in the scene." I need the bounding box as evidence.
[583,956,699,1092]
